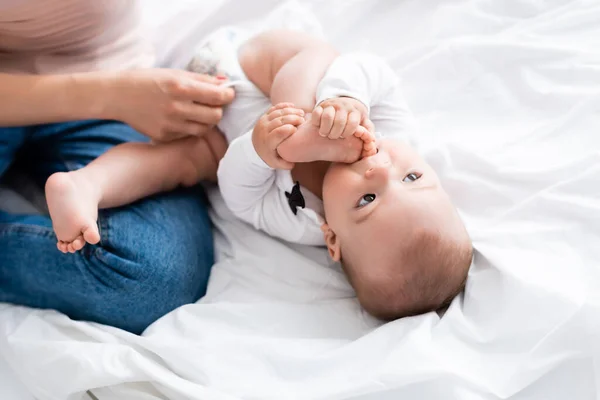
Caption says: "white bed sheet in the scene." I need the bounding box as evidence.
[2,0,600,399]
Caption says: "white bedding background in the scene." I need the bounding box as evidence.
[2,0,600,399]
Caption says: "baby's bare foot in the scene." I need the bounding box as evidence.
[45,172,101,253]
[277,117,365,164]
[181,127,228,185]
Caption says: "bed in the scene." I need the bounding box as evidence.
[2,0,600,399]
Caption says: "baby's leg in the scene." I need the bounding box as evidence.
[240,30,368,163]
[46,129,226,253]
[239,29,338,111]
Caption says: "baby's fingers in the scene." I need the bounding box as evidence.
[267,102,296,114]
[269,124,297,148]
[328,110,348,139]
[341,111,361,139]
[273,157,295,170]
[362,118,375,135]
[319,106,336,137]
[270,125,297,170]
[268,114,305,132]
[311,105,323,127]
[268,107,304,121]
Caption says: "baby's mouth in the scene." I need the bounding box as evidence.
[352,148,390,173]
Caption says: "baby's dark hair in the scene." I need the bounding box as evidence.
[341,227,472,320]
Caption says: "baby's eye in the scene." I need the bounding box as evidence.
[403,172,421,183]
[357,194,376,208]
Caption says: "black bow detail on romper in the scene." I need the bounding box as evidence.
[285,181,305,215]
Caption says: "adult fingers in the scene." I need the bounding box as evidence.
[180,80,235,106]
[184,71,224,84]
[175,102,224,125]
[168,121,212,137]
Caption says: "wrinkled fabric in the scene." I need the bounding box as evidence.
[2,0,600,399]
[0,121,214,334]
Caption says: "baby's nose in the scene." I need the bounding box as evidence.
[365,164,390,181]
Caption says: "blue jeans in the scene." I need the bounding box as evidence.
[0,120,214,334]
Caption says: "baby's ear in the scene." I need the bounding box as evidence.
[321,223,341,261]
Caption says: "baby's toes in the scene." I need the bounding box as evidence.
[57,241,68,253]
[362,142,378,158]
[354,126,374,142]
[71,236,86,251]
[67,243,78,254]
[362,149,376,159]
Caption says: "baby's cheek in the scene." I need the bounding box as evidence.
[322,170,344,205]
[324,166,355,199]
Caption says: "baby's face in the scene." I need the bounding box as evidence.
[322,139,458,264]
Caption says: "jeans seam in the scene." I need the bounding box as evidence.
[98,209,110,247]
[0,222,55,237]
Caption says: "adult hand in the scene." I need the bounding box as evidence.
[105,69,235,142]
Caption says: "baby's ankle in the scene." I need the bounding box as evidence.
[203,127,228,164]
[180,133,226,185]
[180,138,210,185]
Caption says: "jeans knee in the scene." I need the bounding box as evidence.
[145,240,214,302]
[86,187,215,333]
[90,242,214,334]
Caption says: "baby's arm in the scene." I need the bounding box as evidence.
[278,51,415,162]
[314,53,416,142]
[217,105,324,245]
[281,52,415,162]
[240,30,367,164]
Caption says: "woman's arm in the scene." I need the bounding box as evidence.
[0,69,235,141]
[0,72,111,125]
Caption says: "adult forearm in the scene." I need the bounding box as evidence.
[0,72,114,126]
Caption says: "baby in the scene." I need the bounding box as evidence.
[45,29,472,320]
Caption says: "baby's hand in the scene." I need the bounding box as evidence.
[312,96,377,158]
[252,102,305,170]
[312,97,370,139]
